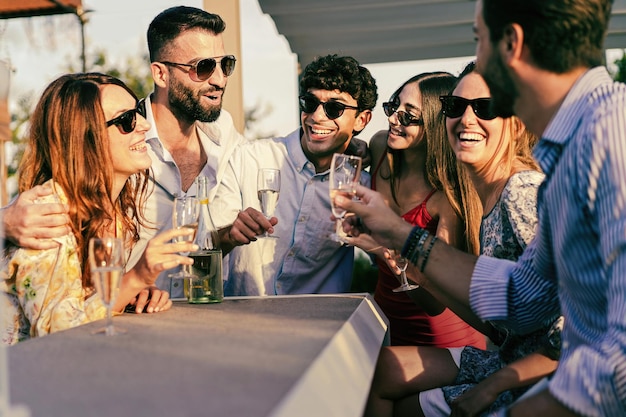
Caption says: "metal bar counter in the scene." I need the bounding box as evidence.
[8,293,388,417]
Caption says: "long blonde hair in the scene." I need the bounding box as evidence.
[447,61,540,252]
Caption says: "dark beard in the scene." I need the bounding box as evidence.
[168,76,222,124]
[482,51,517,119]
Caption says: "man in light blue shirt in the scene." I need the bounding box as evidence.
[212,54,377,296]
[334,0,626,416]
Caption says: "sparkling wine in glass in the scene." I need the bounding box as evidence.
[329,153,362,243]
[168,196,200,279]
[89,237,125,336]
[257,168,281,238]
[388,248,420,292]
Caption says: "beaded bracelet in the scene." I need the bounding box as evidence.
[404,229,429,266]
[401,226,426,258]
[410,231,429,265]
[419,235,438,272]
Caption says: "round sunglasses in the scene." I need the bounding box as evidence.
[160,55,237,82]
[298,95,360,120]
[382,101,424,126]
[106,99,147,134]
[439,96,497,120]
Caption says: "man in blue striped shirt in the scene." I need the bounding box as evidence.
[334,0,625,416]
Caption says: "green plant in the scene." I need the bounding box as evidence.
[614,51,626,83]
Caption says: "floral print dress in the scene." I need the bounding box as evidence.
[1,180,107,345]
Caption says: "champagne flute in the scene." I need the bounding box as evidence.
[257,168,281,238]
[329,153,362,243]
[168,196,200,279]
[89,237,125,336]
[388,248,420,292]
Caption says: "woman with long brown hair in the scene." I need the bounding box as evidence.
[1,73,195,344]
[349,71,484,348]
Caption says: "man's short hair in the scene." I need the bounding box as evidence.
[147,6,226,62]
[482,0,613,73]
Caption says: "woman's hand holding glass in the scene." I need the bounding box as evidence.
[117,225,198,314]
[342,231,385,256]
[386,248,420,292]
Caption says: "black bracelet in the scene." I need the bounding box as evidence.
[401,226,425,258]
[419,235,437,272]
[407,229,429,266]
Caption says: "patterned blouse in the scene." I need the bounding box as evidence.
[1,180,107,345]
[442,170,564,414]
[480,170,545,260]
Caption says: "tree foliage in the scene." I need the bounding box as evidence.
[7,93,35,180]
[65,48,154,98]
[613,51,626,83]
[244,99,277,140]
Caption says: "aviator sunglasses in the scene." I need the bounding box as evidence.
[160,55,237,82]
[299,95,360,120]
[382,101,424,127]
[106,99,147,134]
[439,96,497,120]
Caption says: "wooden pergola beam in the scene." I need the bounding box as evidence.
[0,0,82,19]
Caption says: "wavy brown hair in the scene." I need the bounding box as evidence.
[18,73,150,288]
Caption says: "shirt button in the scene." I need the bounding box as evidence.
[173,282,179,288]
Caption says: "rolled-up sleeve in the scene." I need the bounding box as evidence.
[470,240,560,334]
[469,255,514,321]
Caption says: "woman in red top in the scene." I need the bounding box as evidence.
[350,72,484,348]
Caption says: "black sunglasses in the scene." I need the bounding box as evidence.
[160,55,237,82]
[439,96,497,120]
[298,95,360,120]
[382,101,424,127]
[106,99,147,134]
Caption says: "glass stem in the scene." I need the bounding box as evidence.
[335,218,343,237]
[105,307,114,336]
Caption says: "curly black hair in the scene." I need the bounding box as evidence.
[299,54,378,111]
